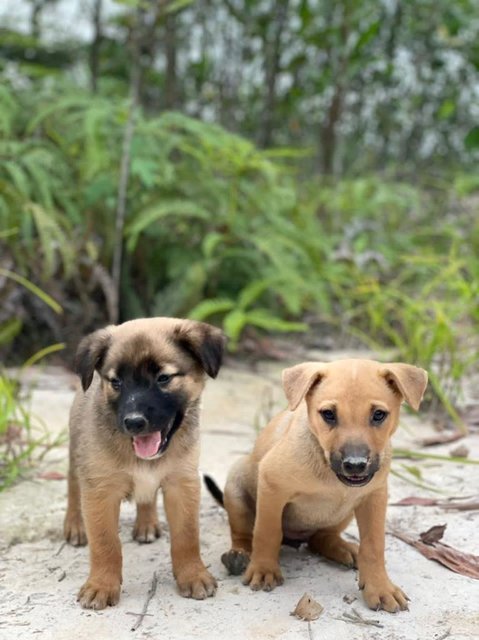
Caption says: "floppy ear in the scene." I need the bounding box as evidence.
[174,321,226,379]
[382,363,428,411]
[75,327,113,391]
[282,362,328,411]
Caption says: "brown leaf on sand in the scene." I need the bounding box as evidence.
[391,496,479,511]
[38,470,66,480]
[391,496,439,506]
[442,500,479,512]
[420,524,447,545]
[389,527,479,580]
[290,593,324,621]
[417,432,464,447]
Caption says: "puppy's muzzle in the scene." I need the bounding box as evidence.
[123,412,164,460]
[123,413,148,434]
[331,445,379,487]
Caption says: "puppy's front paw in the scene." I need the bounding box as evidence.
[64,513,87,547]
[77,578,121,610]
[360,577,409,613]
[176,565,217,600]
[242,561,283,592]
[221,549,250,575]
[132,518,161,543]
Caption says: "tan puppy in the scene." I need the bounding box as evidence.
[217,359,427,613]
[63,317,225,609]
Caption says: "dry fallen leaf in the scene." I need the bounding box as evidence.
[290,593,324,621]
[417,431,464,447]
[442,500,479,512]
[389,527,479,580]
[391,496,439,507]
[390,496,479,511]
[420,524,447,545]
[38,471,66,481]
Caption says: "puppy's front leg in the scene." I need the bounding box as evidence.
[163,474,217,600]
[77,488,122,610]
[243,473,288,592]
[355,486,409,613]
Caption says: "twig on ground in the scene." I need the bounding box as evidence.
[336,607,384,628]
[130,571,158,632]
[307,620,314,640]
[53,542,66,557]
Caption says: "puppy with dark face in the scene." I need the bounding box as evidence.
[63,317,226,610]
[212,359,427,613]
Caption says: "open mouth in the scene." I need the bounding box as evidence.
[131,412,184,460]
[335,472,375,487]
[132,431,164,460]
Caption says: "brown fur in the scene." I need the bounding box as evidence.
[64,317,225,609]
[220,359,428,613]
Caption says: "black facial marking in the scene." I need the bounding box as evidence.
[105,358,189,453]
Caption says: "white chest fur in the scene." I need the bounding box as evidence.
[131,465,163,504]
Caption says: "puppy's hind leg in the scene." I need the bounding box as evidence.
[64,465,87,547]
[222,473,255,576]
[308,515,358,568]
[133,492,161,543]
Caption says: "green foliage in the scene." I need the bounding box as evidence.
[0,370,63,491]
[0,79,478,419]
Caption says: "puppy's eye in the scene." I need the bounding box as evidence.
[110,378,122,391]
[371,409,388,425]
[157,373,173,386]
[319,409,337,426]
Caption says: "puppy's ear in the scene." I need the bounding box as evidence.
[282,362,328,411]
[75,327,113,391]
[382,363,428,411]
[175,321,226,378]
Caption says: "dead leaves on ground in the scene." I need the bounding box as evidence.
[389,524,479,580]
[417,431,465,447]
[390,495,479,510]
[290,593,323,621]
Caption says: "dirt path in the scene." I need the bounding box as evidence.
[0,358,478,640]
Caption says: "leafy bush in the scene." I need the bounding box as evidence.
[0,80,478,420]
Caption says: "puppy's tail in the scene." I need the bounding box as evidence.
[203,474,224,507]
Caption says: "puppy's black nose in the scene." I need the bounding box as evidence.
[342,456,368,475]
[123,414,147,433]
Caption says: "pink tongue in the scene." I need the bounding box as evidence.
[133,432,162,459]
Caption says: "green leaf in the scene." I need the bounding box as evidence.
[125,199,211,251]
[22,343,66,369]
[464,126,479,150]
[189,298,235,321]
[223,309,247,344]
[243,309,308,333]
[0,268,62,314]
[0,319,23,345]
[237,278,277,310]
[165,0,195,13]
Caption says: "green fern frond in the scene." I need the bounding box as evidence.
[189,299,235,322]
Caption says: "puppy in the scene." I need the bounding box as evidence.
[213,359,427,613]
[63,317,226,610]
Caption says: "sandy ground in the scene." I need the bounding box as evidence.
[0,357,478,640]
